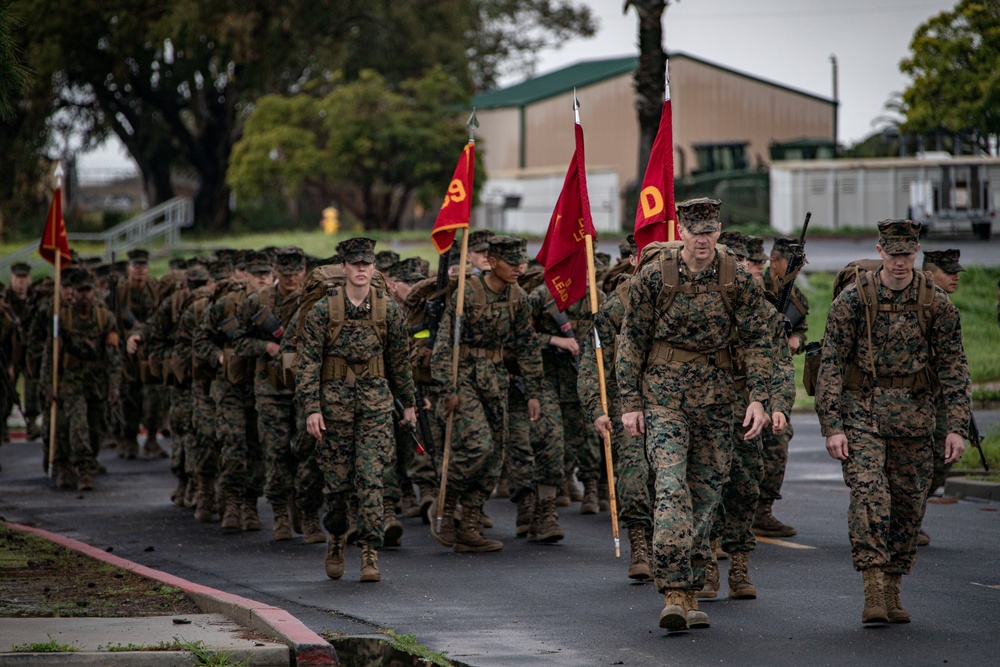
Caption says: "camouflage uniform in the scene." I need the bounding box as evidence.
[41,270,122,489]
[528,282,603,507]
[616,200,772,604]
[815,222,971,581]
[297,238,415,556]
[430,236,545,547]
[3,263,32,440]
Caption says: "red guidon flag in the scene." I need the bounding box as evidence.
[38,187,71,265]
[536,123,595,311]
[431,141,475,254]
[633,97,679,256]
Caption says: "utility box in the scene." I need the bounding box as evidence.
[908,162,995,240]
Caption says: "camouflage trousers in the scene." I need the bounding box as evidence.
[212,380,264,497]
[610,416,653,531]
[188,381,218,476]
[111,373,143,445]
[759,423,793,502]
[711,398,763,554]
[290,408,324,515]
[57,371,108,470]
[168,387,192,477]
[23,374,41,420]
[143,383,170,436]
[256,392,301,505]
[841,428,933,574]
[561,399,602,484]
[505,385,565,501]
[436,368,507,504]
[645,403,733,592]
[404,394,440,491]
[930,399,951,494]
[317,398,395,549]
[384,420,417,503]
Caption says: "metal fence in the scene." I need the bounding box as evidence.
[0,197,193,275]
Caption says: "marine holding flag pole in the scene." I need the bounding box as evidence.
[41,162,71,478]
[633,63,678,257]
[434,109,478,534]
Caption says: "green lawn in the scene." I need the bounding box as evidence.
[794,267,1000,410]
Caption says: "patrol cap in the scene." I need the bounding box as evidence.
[923,249,964,273]
[488,235,527,265]
[677,197,722,235]
[746,236,767,262]
[389,257,427,282]
[11,262,31,276]
[232,249,251,271]
[169,257,188,270]
[186,265,211,284]
[274,246,306,275]
[244,250,273,275]
[112,260,129,277]
[595,251,611,268]
[92,263,111,281]
[618,235,637,258]
[718,231,749,258]
[127,248,149,264]
[207,259,231,281]
[338,237,377,265]
[877,219,921,254]
[468,229,494,253]
[414,257,431,278]
[71,268,95,290]
[214,248,236,263]
[375,249,399,271]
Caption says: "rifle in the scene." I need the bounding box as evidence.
[969,414,990,472]
[543,298,580,372]
[0,340,25,419]
[423,252,451,353]
[252,306,285,340]
[109,251,119,327]
[775,212,811,334]
[394,398,426,455]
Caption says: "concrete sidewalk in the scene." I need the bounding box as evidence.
[0,523,336,667]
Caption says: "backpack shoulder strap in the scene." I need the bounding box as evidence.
[467,274,487,324]
[326,286,346,344]
[915,271,935,340]
[657,249,681,312]
[717,251,737,316]
[371,285,388,346]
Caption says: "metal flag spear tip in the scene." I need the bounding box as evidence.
[466,108,479,140]
[573,88,580,123]
[54,161,64,184]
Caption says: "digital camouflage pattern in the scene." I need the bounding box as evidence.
[578,283,653,532]
[763,271,809,352]
[527,283,603,486]
[815,269,971,572]
[430,274,544,503]
[616,249,772,592]
[296,289,415,547]
[176,287,217,477]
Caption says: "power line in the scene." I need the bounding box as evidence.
[670,2,950,22]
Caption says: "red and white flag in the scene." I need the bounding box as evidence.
[633,97,679,256]
[430,142,475,255]
[39,187,71,265]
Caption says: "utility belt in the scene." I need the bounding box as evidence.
[458,345,503,363]
[646,341,733,370]
[320,355,384,383]
[843,363,935,395]
[257,354,297,391]
[62,355,106,372]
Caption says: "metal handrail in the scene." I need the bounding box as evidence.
[0,196,193,275]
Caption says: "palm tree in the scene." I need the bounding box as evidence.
[624,1,670,181]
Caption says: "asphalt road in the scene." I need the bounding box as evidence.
[1,411,998,667]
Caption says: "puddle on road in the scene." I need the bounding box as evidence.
[330,636,474,667]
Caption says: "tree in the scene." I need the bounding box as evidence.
[0,1,31,122]
[900,0,1000,155]
[228,68,475,230]
[623,1,671,182]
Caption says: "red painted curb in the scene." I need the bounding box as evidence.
[4,521,338,666]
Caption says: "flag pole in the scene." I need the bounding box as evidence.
[665,68,675,243]
[576,93,620,558]
[47,163,64,478]
[435,110,478,533]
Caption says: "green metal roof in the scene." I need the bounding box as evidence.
[472,52,835,110]
[473,56,639,109]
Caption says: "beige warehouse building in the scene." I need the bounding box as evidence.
[471,52,836,231]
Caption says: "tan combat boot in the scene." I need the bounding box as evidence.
[627,525,653,582]
[430,493,459,548]
[55,465,75,490]
[417,484,436,524]
[454,498,503,553]
[555,479,572,508]
[528,485,565,544]
[289,500,303,534]
[711,537,728,561]
[728,550,757,599]
[183,477,197,509]
[401,489,421,519]
[882,570,910,623]
[383,497,403,547]
[515,492,536,537]
[220,490,241,530]
[75,464,94,492]
[685,590,710,628]
[325,533,347,579]
[271,502,293,540]
[658,589,688,631]
[580,479,599,515]
[598,482,610,513]
[194,475,216,523]
[301,511,326,544]
[752,499,797,537]
[698,553,719,598]
[242,496,261,531]
[360,545,381,582]
[861,568,888,624]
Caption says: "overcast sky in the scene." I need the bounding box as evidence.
[523,0,956,146]
[80,0,956,170]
